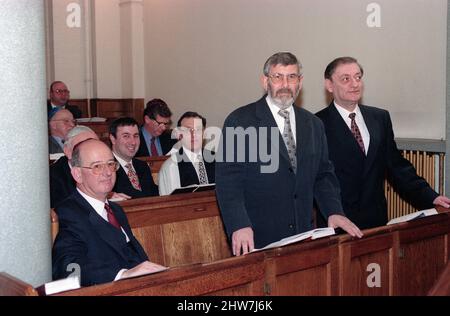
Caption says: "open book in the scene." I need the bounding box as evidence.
[170,183,215,195]
[387,208,438,225]
[251,227,335,253]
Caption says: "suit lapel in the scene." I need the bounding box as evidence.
[73,193,130,262]
[360,105,380,177]
[293,106,311,169]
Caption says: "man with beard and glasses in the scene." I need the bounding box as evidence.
[216,52,363,256]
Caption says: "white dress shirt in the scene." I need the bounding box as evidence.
[158,147,204,196]
[334,102,370,154]
[266,96,297,143]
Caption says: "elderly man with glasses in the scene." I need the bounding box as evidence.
[47,81,82,119]
[48,108,76,154]
[136,98,177,157]
[52,139,166,286]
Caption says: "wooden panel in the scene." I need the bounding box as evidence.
[90,98,144,125]
[396,235,447,295]
[0,273,38,296]
[121,191,232,266]
[339,229,395,296]
[57,253,265,296]
[428,262,450,295]
[69,99,89,117]
[264,238,339,296]
[76,120,110,144]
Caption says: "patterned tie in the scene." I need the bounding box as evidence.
[349,113,366,154]
[125,162,142,191]
[197,155,208,184]
[278,109,297,173]
[150,138,158,156]
[104,203,121,230]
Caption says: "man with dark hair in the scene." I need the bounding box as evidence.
[52,139,166,286]
[47,81,82,119]
[109,117,159,198]
[316,56,450,229]
[136,98,176,157]
[158,111,214,195]
[216,52,362,255]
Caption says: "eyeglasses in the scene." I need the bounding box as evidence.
[54,89,70,94]
[153,119,171,127]
[79,161,119,175]
[52,119,77,125]
[267,73,301,85]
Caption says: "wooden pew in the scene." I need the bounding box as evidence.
[136,155,169,183]
[119,191,232,267]
[428,261,450,295]
[0,273,38,296]
[56,253,265,296]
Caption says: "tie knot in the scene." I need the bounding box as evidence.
[278,109,289,119]
[125,162,132,170]
[349,113,356,120]
[104,203,112,213]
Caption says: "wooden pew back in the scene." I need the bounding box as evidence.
[0,273,38,296]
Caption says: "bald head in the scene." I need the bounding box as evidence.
[70,139,117,201]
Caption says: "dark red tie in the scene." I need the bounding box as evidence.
[104,203,121,230]
[150,138,158,156]
[349,113,365,154]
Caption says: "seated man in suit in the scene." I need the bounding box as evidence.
[315,56,450,229]
[52,139,166,286]
[109,117,159,198]
[158,111,215,195]
[136,98,177,157]
[47,81,82,119]
[48,108,76,154]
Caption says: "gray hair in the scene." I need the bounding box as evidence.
[64,125,95,149]
[263,52,302,76]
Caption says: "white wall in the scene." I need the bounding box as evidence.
[143,0,447,139]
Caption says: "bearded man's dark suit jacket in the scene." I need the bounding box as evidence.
[52,190,148,286]
[215,96,344,249]
[113,158,159,198]
[50,156,76,208]
[47,101,82,119]
[315,103,438,229]
[135,129,177,157]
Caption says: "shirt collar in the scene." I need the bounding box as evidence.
[77,188,108,216]
[266,95,294,118]
[182,146,202,162]
[334,101,362,118]
[113,152,132,170]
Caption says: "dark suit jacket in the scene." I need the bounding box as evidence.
[136,129,177,157]
[52,190,148,286]
[48,136,63,154]
[113,158,159,198]
[50,156,76,208]
[177,148,215,187]
[315,103,438,229]
[215,96,343,248]
[47,101,82,119]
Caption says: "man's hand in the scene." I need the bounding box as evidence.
[121,261,167,280]
[231,227,254,256]
[328,214,363,238]
[433,195,450,208]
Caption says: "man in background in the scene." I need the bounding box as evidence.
[47,81,82,119]
[136,98,176,157]
[110,117,159,198]
[158,111,215,195]
[48,108,76,154]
